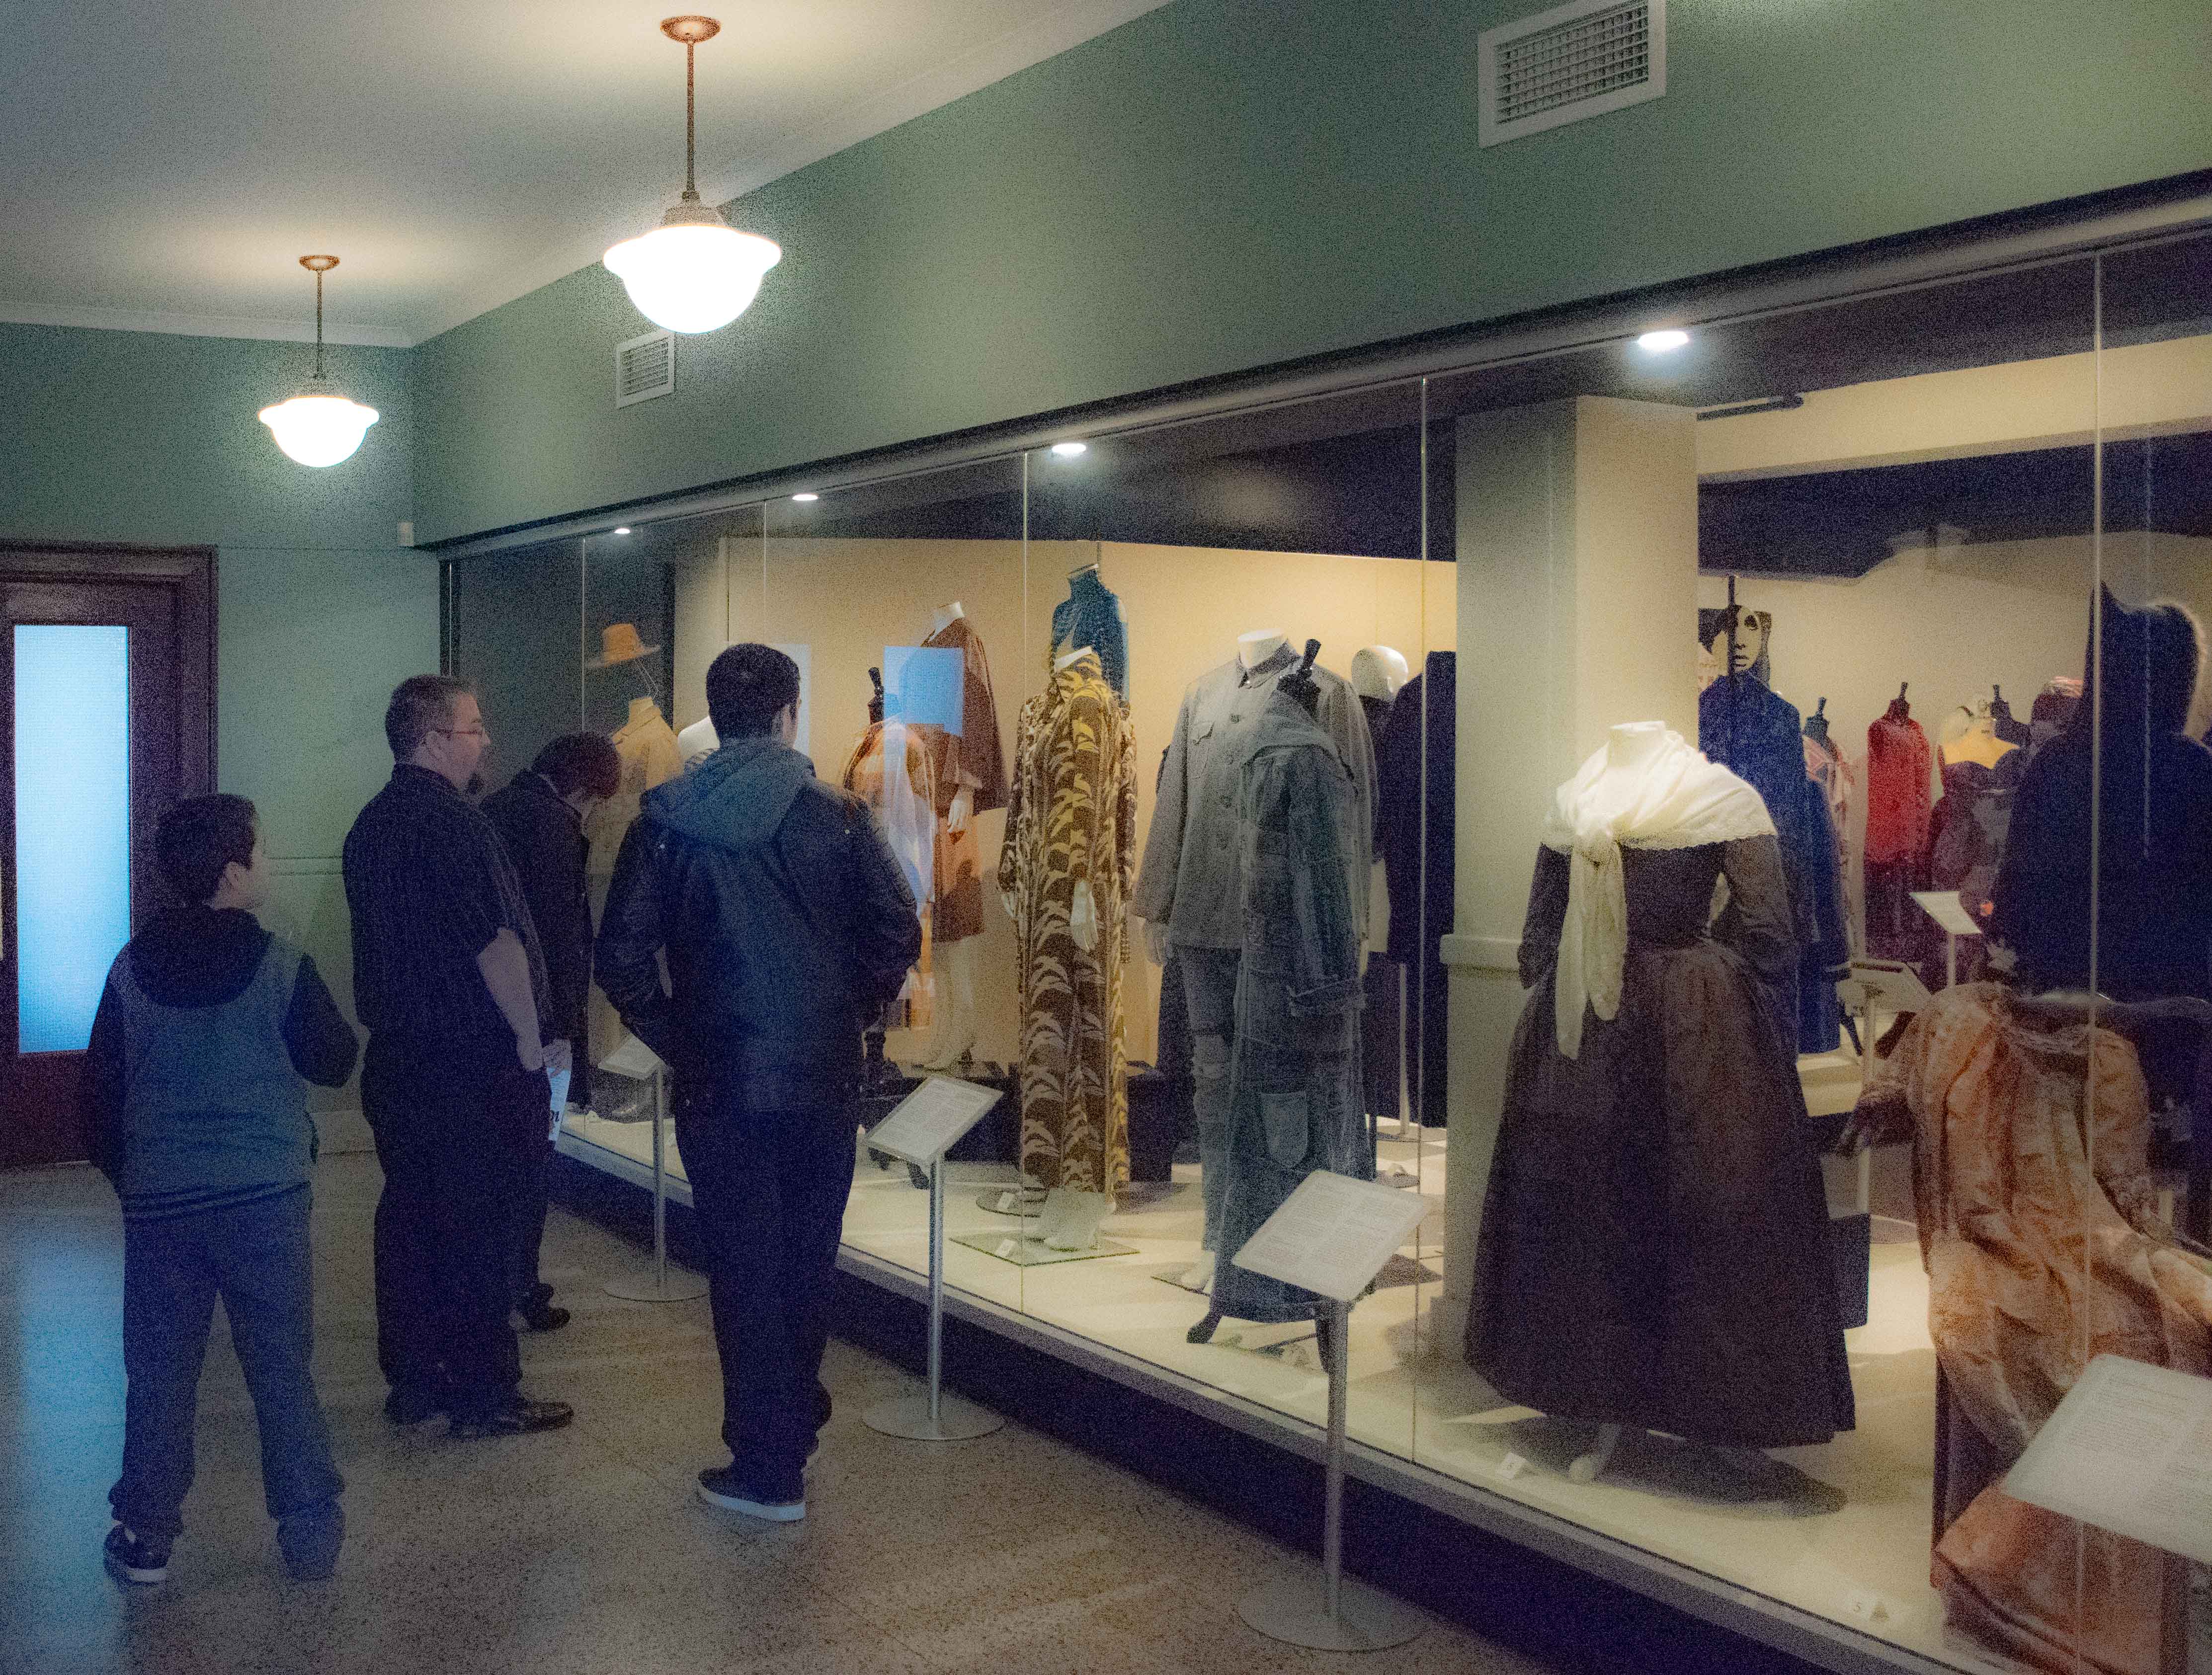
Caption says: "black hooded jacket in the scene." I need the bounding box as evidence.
[594,736,920,1111]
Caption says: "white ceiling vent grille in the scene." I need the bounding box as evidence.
[1479,0,1665,148]
[615,328,675,408]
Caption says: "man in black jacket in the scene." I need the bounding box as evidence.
[598,644,919,1522]
[482,731,621,1332]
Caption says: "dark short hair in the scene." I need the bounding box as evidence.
[531,731,623,799]
[385,674,474,759]
[156,794,257,904]
[706,644,801,739]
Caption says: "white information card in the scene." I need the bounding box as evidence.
[867,1076,1003,1166]
[2005,1354,2212,1566]
[1230,1170,1429,1303]
[597,1033,667,1081]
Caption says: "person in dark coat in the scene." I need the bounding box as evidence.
[597,645,919,1523]
[481,732,621,1331]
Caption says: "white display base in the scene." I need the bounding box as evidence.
[1237,1571,1427,1652]
[862,1391,1005,1442]
[952,1231,1137,1267]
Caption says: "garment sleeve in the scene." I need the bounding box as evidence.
[1284,756,1364,1018]
[284,956,360,1089]
[1058,689,1108,883]
[594,820,681,1068]
[959,634,1010,812]
[80,972,126,1185]
[1116,704,1139,942]
[1516,847,1570,991]
[828,798,924,1013]
[995,707,1027,901]
[1131,687,1196,927]
[1317,677,1377,868]
[1717,835,1802,1049]
[488,799,582,1024]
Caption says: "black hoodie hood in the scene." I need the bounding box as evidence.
[128,905,273,1007]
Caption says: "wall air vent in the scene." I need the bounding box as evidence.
[615,328,675,408]
[1479,0,1665,148]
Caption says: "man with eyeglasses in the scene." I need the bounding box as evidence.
[342,675,575,1439]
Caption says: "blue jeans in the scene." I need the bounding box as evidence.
[674,1085,855,1502]
[111,1185,343,1545]
[1177,946,1240,1254]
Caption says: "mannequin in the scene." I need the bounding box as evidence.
[1469,720,1854,1478]
[916,600,1009,1069]
[676,714,718,770]
[1942,701,2017,771]
[997,642,1135,1252]
[1349,645,1408,703]
[584,633,682,1063]
[1133,626,1378,1294]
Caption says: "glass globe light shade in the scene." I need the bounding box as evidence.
[604,210,782,336]
[257,389,380,468]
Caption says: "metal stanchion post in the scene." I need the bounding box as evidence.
[605,1065,707,1303]
[1238,1297,1425,1651]
[865,1154,1002,1441]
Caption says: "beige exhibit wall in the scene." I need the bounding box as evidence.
[672,536,1458,1068]
[1697,529,2212,794]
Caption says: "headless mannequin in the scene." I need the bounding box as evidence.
[1151,629,1289,1292]
[921,601,981,1069]
[1003,645,1111,1250]
[1943,702,2017,771]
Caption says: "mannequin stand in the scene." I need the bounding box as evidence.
[603,1066,708,1303]
[919,937,980,1069]
[1237,1299,1425,1651]
[1569,1423,1624,1484]
[864,1156,1004,1442]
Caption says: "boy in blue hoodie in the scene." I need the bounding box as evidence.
[82,795,360,1585]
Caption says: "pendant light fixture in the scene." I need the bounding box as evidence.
[257,256,380,468]
[604,16,782,335]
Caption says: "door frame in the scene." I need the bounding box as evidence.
[0,541,216,1168]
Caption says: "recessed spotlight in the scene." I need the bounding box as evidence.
[1636,329,1691,353]
[792,492,819,503]
[1050,441,1088,458]
[613,526,632,535]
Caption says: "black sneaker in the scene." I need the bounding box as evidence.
[104,1523,171,1586]
[518,1302,571,1333]
[276,1501,344,1582]
[383,1386,447,1425]
[695,1466,804,1522]
[449,1397,574,1438]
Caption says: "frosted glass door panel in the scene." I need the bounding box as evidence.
[14,625,131,1053]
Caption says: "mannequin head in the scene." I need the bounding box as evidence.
[1238,629,1288,670]
[1605,720,1669,769]
[387,674,488,791]
[1705,608,1771,681]
[157,793,270,913]
[1350,645,1409,702]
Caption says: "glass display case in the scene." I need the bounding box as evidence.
[442,220,2212,1675]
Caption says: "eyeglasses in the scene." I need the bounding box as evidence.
[434,724,490,739]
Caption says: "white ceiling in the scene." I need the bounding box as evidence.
[0,0,1169,348]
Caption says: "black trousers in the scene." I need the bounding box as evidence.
[673,1084,855,1501]
[507,1138,554,1311]
[361,1034,543,1416]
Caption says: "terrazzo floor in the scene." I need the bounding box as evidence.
[1,1153,1546,1675]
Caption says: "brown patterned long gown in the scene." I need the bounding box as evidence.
[997,650,1138,1193]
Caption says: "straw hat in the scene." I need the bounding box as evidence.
[588,622,660,668]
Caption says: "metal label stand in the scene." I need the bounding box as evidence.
[1228,1170,1429,1652]
[860,1075,1007,1442]
[604,1064,708,1303]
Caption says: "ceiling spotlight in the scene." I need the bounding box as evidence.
[1050,441,1088,458]
[613,527,632,535]
[1636,329,1691,353]
[257,256,380,468]
[791,492,819,502]
[603,17,783,334]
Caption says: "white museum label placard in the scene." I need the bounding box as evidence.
[2004,1354,2212,1566]
[597,1032,667,1080]
[1230,1169,1430,1303]
[867,1076,1003,1166]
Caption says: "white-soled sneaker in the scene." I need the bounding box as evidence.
[104,1523,171,1585]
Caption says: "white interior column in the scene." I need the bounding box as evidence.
[1436,396,1699,1344]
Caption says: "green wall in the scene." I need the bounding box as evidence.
[0,322,439,1112]
[411,0,2212,544]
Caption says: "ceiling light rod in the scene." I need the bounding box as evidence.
[668,14,717,203]
[301,252,337,379]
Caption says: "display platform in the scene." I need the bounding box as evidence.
[547,1052,2080,1675]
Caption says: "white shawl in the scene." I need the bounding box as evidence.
[1540,729,1775,1058]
